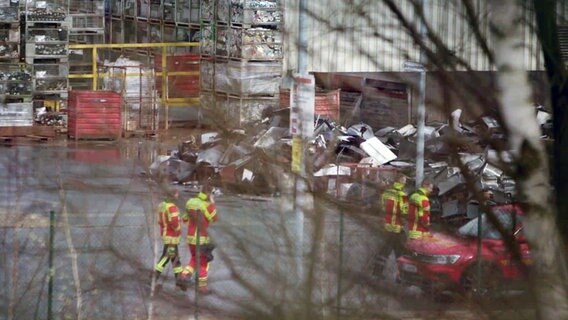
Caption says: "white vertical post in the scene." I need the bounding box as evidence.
[298,0,308,75]
[293,0,311,288]
[415,0,428,188]
[291,74,314,285]
[415,70,426,187]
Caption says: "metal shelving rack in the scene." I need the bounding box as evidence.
[0,3,20,63]
[69,0,105,44]
[124,0,136,18]
[0,64,33,104]
[25,27,69,61]
[163,0,175,23]
[200,0,283,128]
[68,0,105,90]
[24,0,70,112]
[104,0,202,124]
[0,0,32,127]
[107,0,201,60]
[149,0,163,22]
[32,62,68,94]
[111,0,123,18]
[198,0,215,125]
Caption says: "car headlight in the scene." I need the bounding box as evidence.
[421,254,461,265]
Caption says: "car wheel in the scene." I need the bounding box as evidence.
[461,261,503,299]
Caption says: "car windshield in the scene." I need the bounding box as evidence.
[457,208,523,239]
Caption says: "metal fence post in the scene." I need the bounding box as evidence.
[336,209,344,320]
[48,210,55,320]
[335,158,344,320]
[476,211,482,293]
[194,209,202,320]
[161,46,168,130]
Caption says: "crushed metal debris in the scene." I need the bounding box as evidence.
[147,105,552,223]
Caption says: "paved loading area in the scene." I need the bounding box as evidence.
[0,139,535,319]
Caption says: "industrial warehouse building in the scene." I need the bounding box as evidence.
[0,0,565,137]
[1,2,566,319]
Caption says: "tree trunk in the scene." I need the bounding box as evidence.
[533,0,568,244]
[490,1,568,319]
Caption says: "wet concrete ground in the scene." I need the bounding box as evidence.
[0,134,535,320]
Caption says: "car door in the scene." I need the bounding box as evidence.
[500,221,531,280]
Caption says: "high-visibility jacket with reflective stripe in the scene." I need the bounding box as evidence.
[407,188,431,239]
[158,201,181,245]
[184,192,217,245]
[382,182,408,233]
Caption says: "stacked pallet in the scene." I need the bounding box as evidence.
[0,0,31,113]
[0,65,32,106]
[0,0,20,63]
[0,1,31,131]
[68,0,104,43]
[68,0,105,90]
[200,0,283,129]
[108,0,201,65]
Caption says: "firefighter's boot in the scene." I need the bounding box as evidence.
[173,265,185,291]
[198,286,211,295]
[175,276,188,292]
[176,281,187,291]
[176,272,191,291]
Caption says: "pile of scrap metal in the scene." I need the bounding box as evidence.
[144,113,400,199]
[147,108,293,196]
[310,106,552,220]
[146,105,552,215]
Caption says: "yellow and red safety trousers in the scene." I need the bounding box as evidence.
[182,192,218,287]
[381,182,408,233]
[158,201,181,245]
[407,187,431,239]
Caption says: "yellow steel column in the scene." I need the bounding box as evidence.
[162,45,168,130]
[92,47,98,90]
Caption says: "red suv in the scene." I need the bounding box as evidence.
[397,204,531,296]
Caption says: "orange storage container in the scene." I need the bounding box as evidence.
[68,91,123,140]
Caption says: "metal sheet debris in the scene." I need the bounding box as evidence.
[314,164,351,177]
[242,169,254,181]
[396,124,416,137]
[197,144,226,167]
[201,132,219,145]
[347,123,374,140]
[156,95,558,225]
[360,137,397,166]
[253,127,289,150]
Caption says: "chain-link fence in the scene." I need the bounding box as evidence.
[0,140,531,320]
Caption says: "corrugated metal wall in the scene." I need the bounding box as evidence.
[284,0,548,73]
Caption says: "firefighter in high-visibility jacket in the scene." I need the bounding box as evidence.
[178,185,218,293]
[154,189,184,288]
[407,180,435,240]
[373,174,408,277]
